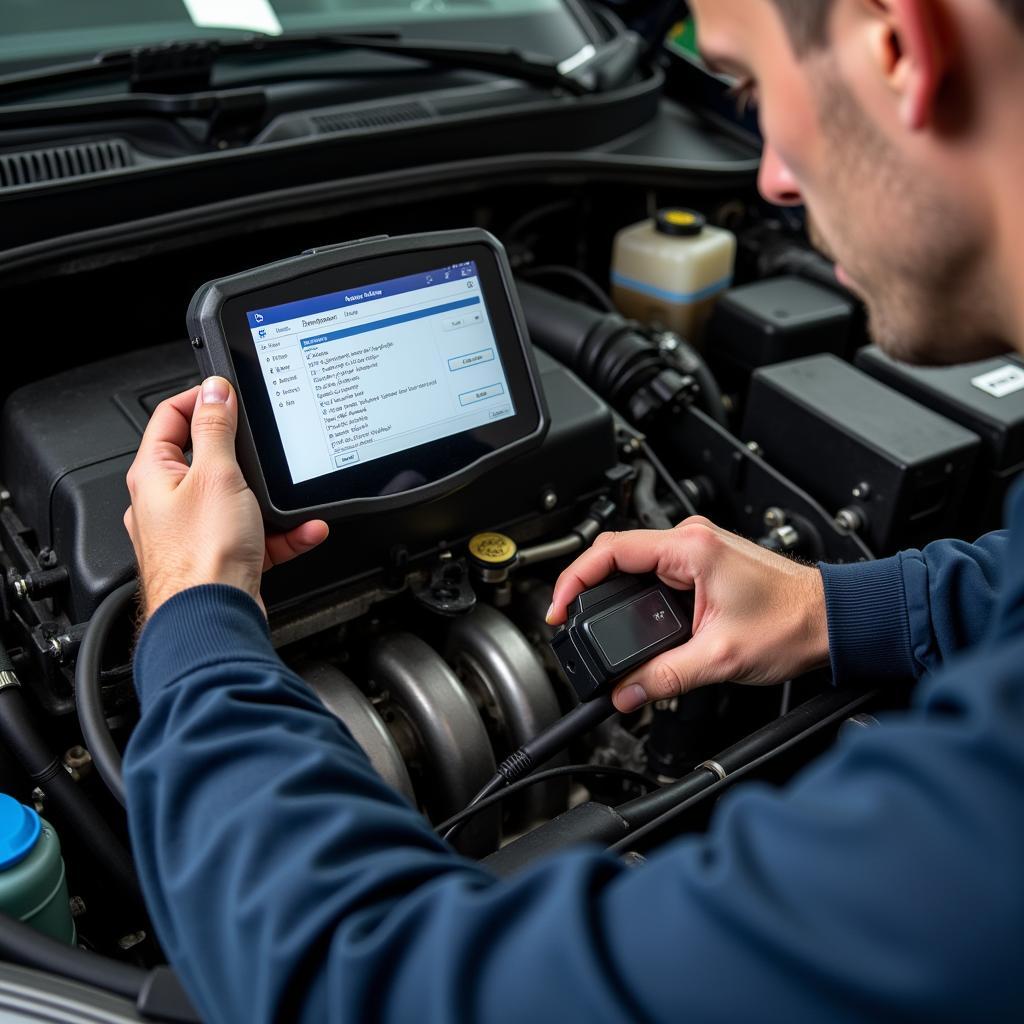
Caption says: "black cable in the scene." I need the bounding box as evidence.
[0,911,200,1022]
[503,200,576,246]
[610,688,880,854]
[520,265,617,313]
[0,910,144,998]
[436,764,657,838]
[758,239,855,297]
[616,687,871,830]
[779,679,793,717]
[74,580,137,808]
[443,694,617,842]
[638,439,698,519]
[0,641,142,907]
[660,334,730,427]
[634,460,674,531]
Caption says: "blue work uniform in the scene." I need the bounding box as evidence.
[124,486,1024,1023]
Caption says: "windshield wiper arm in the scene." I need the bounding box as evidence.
[0,31,640,102]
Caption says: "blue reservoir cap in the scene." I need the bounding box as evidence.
[0,794,41,870]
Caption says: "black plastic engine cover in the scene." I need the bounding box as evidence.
[1,343,616,621]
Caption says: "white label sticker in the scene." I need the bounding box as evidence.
[182,0,282,36]
[970,364,1024,399]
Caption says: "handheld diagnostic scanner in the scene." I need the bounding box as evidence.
[187,229,547,530]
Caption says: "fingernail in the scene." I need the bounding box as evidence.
[615,684,647,714]
[202,377,229,405]
[545,603,556,624]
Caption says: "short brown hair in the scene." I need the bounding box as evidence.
[772,0,1024,53]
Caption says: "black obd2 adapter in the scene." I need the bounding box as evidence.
[551,574,692,702]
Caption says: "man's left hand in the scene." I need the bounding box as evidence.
[124,377,329,618]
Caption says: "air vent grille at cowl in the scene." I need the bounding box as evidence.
[0,139,133,188]
[311,102,432,135]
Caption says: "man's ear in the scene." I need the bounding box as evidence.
[859,0,952,130]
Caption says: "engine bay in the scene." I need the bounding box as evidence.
[2,90,1024,1024]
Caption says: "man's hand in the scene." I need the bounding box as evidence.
[547,517,829,713]
[124,377,329,618]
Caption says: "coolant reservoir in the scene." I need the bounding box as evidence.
[611,209,736,339]
[0,794,75,944]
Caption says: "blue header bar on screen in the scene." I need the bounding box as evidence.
[300,297,481,349]
[245,260,479,329]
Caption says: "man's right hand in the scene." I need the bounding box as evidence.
[547,517,830,713]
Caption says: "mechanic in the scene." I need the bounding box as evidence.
[122,1,1024,1021]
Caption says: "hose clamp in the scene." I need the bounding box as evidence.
[698,759,727,782]
[0,670,21,691]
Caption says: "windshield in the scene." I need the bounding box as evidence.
[0,0,572,69]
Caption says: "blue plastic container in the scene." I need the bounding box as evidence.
[0,793,75,944]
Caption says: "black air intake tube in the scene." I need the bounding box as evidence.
[517,280,727,426]
[517,281,675,411]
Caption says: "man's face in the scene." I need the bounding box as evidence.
[689,0,1005,365]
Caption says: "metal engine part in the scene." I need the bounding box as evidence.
[300,662,416,804]
[366,632,500,855]
[445,603,568,824]
[301,604,572,849]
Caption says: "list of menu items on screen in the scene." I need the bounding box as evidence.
[245,261,516,485]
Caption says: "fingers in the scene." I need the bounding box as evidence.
[264,520,330,570]
[547,520,716,625]
[547,533,665,624]
[129,387,200,493]
[190,377,238,468]
[611,632,730,712]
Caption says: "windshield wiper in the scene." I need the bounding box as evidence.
[0,31,641,103]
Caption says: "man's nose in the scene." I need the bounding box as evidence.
[758,142,803,206]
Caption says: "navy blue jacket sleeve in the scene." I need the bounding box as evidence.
[125,584,1024,1024]
[819,531,1006,685]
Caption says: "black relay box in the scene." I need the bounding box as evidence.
[743,355,981,555]
[551,574,692,702]
[708,275,855,374]
[856,347,1024,533]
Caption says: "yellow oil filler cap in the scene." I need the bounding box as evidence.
[467,532,518,580]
